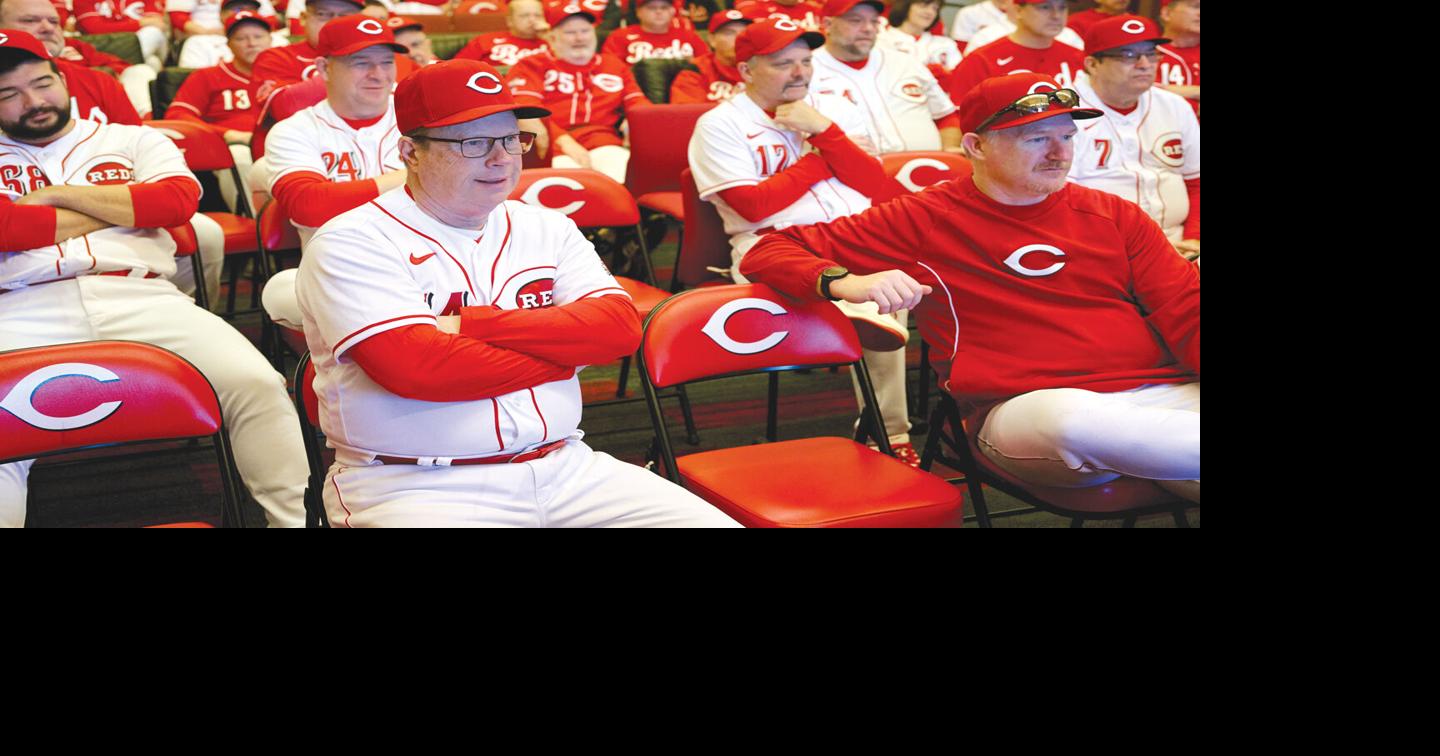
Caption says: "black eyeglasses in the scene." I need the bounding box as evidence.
[411,131,536,157]
[1092,48,1161,63]
[974,88,1082,133]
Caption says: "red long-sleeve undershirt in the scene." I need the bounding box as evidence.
[717,123,908,222]
[272,172,380,228]
[347,325,574,402]
[130,177,202,227]
[459,294,641,366]
[0,197,58,251]
[163,107,233,138]
[1183,177,1199,240]
[76,16,141,34]
[169,11,189,28]
[935,112,961,130]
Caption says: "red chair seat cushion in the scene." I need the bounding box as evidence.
[617,276,671,318]
[204,212,259,255]
[677,436,963,527]
[638,191,684,221]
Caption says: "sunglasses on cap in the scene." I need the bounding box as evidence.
[974,88,1083,133]
[410,131,537,157]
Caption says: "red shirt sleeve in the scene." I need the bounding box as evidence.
[1183,177,1199,240]
[73,0,142,34]
[130,177,201,228]
[272,172,381,228]
[718,153,834,223]
[1121,200,1200,375]
[346,324,575,402]
[946,56,987,105]
[165,69,213,122]
[451,35,491,62]
[68,39,131,73]
[934,112,961,130]
[169,11,190,28]
[0,197,59,252]
[458,294,641,366]
[807,123,908,204]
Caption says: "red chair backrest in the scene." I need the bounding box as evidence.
[881,151,972,193]
[509,168,640,227]
[167,223,198,257]
[0,341,223,463]
[676,167,732,287]
[146,119,236,173]
[642,283,862,388]
[259,199,301,251]
[624,103,715,198]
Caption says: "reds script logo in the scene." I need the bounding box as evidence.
[624,40,696,64]
[0,363,123,431]
[898,81,926,103]
[520,175,586,215]
[515,277,556,309]
[84,161,135,186]
[701,298,789,355]
[1152,132,1185,167]
[1003,244,1066,277]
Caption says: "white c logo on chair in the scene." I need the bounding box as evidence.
[0,363,123,431]
[519,176,586,215]
[701,299,789,355]
[356,19,385,35]
[895,157,951,193]
[1003,244,1067,277]
[467,72,504,94]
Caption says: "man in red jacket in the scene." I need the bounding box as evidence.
[0,0,156,116]
[71,0,168,69]
[739,72,1200,501]
[669,6,751,104]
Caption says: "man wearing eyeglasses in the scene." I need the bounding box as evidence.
[738,72,1201,503]
[289,59,741,527]
[1067,15,1199,261]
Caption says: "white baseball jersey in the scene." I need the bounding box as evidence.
[0,120,198,289]
[264,99,402,242]
[810,46,957,154]
[877,26,962,72]
[963,20,1085,55]
[296,190,630,463]
[948,0,1006,43]
[1067,72,1200,242]
[166,0,278,29]
[177,29,292,69]
[688,91,875,260]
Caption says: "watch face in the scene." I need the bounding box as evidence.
[822,266,849,278]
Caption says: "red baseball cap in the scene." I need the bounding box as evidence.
[395,59,551,134]
[544,1,597,27]
[316,14,408,57]
[734,17,824,63]
[385,15,424,34]
[958,73,1102,133]
[1084,14,1170,55]
[707,8,755,35]
[225,11,274,37]
[821,0,884,18]
[0,28,53,61]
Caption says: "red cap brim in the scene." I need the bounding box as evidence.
[986,106,1104,132]
[423,102,553,129]
[322,40,409,58]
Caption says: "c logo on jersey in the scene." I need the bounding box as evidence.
[590,73,624,93]
[1152,132,1185,167]
[772,19,800,32]
[520,176,586,215]
[580,0,608,11]
[1003,244,1066,277]
[516,278,556,309]
[701,298,789,355]
[467,71,504,94]
[1121,19,1147,34]
[355,19,386,35]
[84,162,135,186]
[0,363,123,432]
[894,158,954,193]
[301,64,319,80]
[0,33,8,45]
[1026,80,1057,94]
[898,81,926,103]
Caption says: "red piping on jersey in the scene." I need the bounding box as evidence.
[370,200,478,298]
[83,234,95,270]
[489,205,513,290]
[331,472,355,528]
[577,286,627,300]
[496,264,557,295]
[333,312,437,354]
[528,388,548,442]
[58,124,100,175]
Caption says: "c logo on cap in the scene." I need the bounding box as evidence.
[564,3,583,13]
[0,33,9,45]
[467,71,504,94]
[1026,81,1057,94]
[1121,19,1147,34]
[356,19,385,35]
[773,19,800,32]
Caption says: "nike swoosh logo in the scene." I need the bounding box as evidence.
[747,132,764,139]
[409,252,437,265]
[997,56,1015,65]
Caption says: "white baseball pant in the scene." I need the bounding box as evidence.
[976,382,1200,502]
[119,64,157,117]
[135,25,168,72]
[0,276,308,527]
[551,145,630,185]
[167,213,226,310]
[324,437,742,528]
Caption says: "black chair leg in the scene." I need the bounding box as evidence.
[224,257,241,314]
[1070,517,1084,528]
[766,372,780,442]
[967,478,992,528]
[617,355,632,398]
[1172,509,1191,528]
[1122,515,1138,528]
[676,385,700,445]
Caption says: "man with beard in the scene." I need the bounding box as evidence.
[0,35,308,526]
[737,73,1201,502]
[0,0,141,123]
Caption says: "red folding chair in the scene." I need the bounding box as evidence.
[0,340,247,527]
[880,151,972,193]
[255,199,306,370]
[625,103,715,224]
[639,283,963,527]
[165,222,208,310]
[673,167,734,292]
[919,390,1196,528]
[148,119,263,316]
[509,168,699,442]
[291,352,329,528]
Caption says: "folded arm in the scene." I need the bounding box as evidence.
[459,294,642,366]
